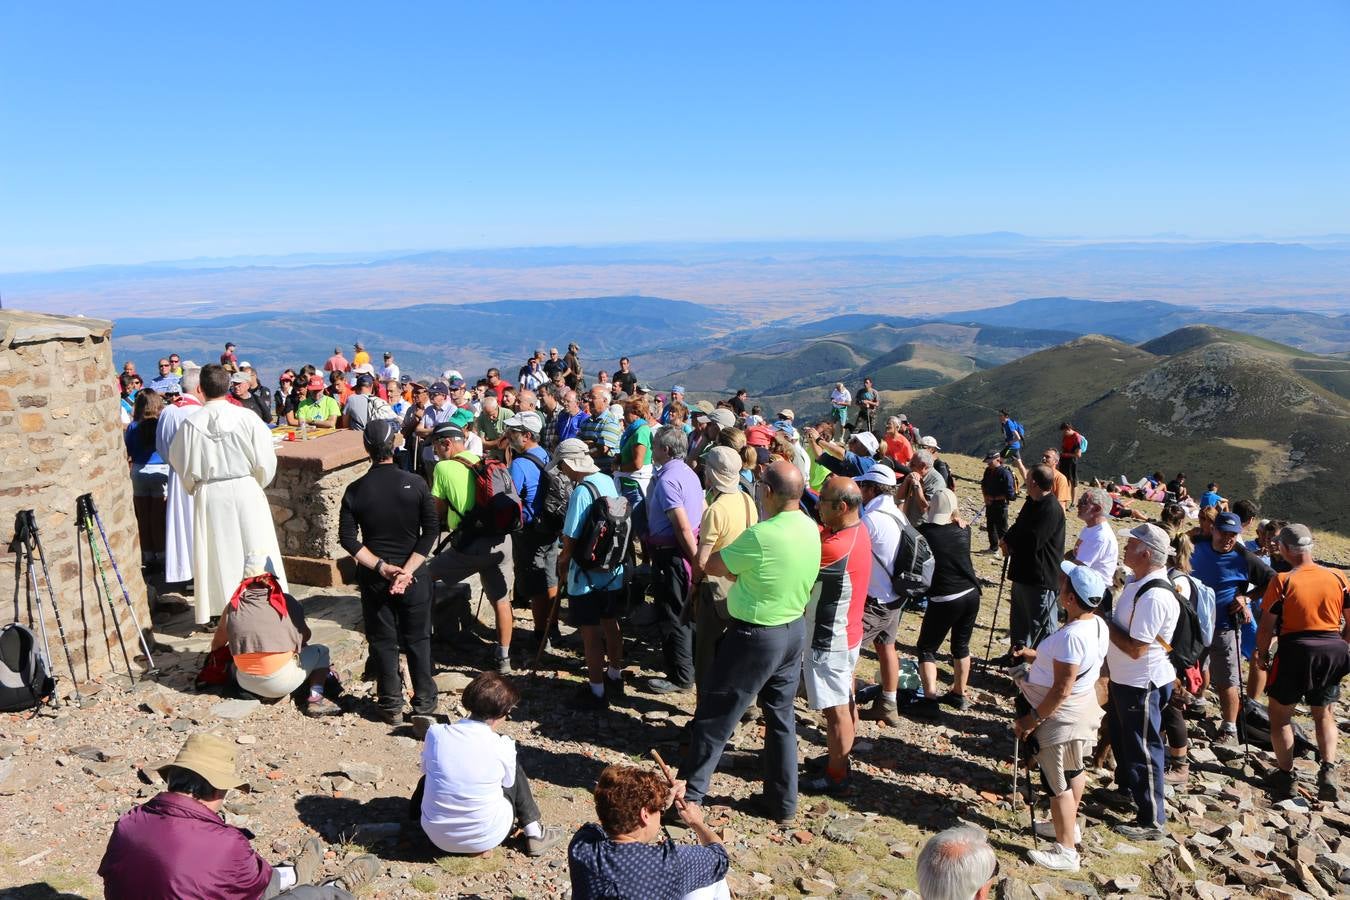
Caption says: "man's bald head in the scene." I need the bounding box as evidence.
[762,460,805,515]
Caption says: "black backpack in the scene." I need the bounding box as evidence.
[518,453,573,534]
[1137,578,1205,675]
[0,623,54,712]
[874,510,935,609]
[574,481,634,572]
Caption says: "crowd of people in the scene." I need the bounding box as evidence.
[105,340,1349,897]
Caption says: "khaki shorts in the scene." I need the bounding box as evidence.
[1036,737,1091,796]
[1209,628,1242,690]
[861,598,900,646]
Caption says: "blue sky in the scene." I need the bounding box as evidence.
[2,2,1348,271]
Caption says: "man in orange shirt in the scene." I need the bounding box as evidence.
[1040,449,1073,510]
[882,416,913,466]
[1255,523,1350,802]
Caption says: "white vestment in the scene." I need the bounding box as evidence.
[156,397,202,584]
[169,399,288,623]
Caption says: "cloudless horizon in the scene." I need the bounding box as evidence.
[3,2,1348,271]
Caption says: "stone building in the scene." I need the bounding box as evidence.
[0,309,151,688]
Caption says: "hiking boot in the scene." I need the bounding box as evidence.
[1163,761,1190,785]
[375,706,405,726]
[646,677,693,695]
[1112,823,1166,842]
[938,691,971,711]
[859,697,901,727]
[1034,820,1082,845]
[294,837,324,885]
[1028,843,1080,872]
[569,683,609,711]
[1263,767,1297,801]
[337,854,380,891]
[1319,764,1340,803]
[524,825,566,856]
[304,695,343,717]
[1214,727,1239,747]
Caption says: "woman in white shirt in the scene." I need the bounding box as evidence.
[1012,561,1111,873]
[416,672,563,857]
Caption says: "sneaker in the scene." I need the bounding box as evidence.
[1163,762,1190,785]
[1319,765,1340,803]
[859,698,901,727]
[337,854,380,891]
[525,825,566,856]
[1034,820,1082,844]
[1214,728,1239,747]
[938,692,971,711]
[293,837,324,885]
[646,678,693,695]
[1112,823,1166,841]
[902,696,941,720]
[802,772,855,797]
[604,673,626,702]
[1028,843,1080,872]
[304,695,343,717]
[569,683,609,711]
[375,706,404,725]
[1263,767,1297,801]
[495,654,513,675]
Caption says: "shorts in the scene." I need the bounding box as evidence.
[234,644,330,700]
[1036,737,1090,796]
[860,598,900,646]
[426,533,513,603]
[1209,627,1243,689]
[130,463,170,499]
[803,645,861,710]
[512,529,559,596]
[1002,446,1022,461]
[568,589,625,628]
[1268,632,1350,708]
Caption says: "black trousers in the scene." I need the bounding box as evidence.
[985,500,1009,550]
[650,545,695,686]
[359,571,437,715]
[1058,457,1078,488]
[408,760,541,829]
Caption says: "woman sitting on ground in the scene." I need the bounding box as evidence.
[416,672,564,857]
[569,765,730,900]
[1012,562,1110,873]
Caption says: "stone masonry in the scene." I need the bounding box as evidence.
[0,309,152,688]
[266,429,371,587]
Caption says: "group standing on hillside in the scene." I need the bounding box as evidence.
[104,338,1349,896]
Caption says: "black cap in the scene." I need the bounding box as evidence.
[984,449,1000,460]
[363,419,400,457]
[355,374,374,388]
[431,423,465,442]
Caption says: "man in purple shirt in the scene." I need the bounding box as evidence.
[645,425,705,694]
[99,734,376,899]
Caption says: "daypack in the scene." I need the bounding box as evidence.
[0,622,54,712]
[1137,578,1205,675]
[1179,573,1216,645]
[194,644,234,691]
[518,453,573,534]
[1078,434,1088,456]
[574,481,634,572]
[366,395,399,423]
[1239,698,1316,756]
[874,511,935,609]
[451,454,523,535]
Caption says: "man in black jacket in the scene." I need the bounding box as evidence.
[339,419,440,726]
[1000,464,1066,654]
[980,451,1016,553]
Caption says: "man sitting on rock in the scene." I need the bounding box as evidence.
[209,559,341,716]
[99,733,377,899]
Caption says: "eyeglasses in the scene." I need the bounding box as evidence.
[159,363,171,368]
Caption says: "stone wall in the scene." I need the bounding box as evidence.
[0,310,151,690]
[266,430,371,586]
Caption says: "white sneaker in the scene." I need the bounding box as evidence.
[1028,843,1081,872]
[1033,820,1082,844]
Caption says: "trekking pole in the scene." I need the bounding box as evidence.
[78,493,156,671]
[20,511,81,703]
[1011,729,1020,809]
[982,555,1010,669]
[79,500,136,682]
[1234,618,1250,765]
[532,589,565,670]
[17,520,58,705]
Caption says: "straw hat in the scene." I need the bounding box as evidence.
[157,734,246,790]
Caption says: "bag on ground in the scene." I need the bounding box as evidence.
[0,622,55,712]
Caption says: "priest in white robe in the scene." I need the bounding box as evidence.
[156,367,203,586]
[169,364,288,623]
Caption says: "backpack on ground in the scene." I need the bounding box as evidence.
[1137,578,1205,676]
[0,622,55,712]
[875,511,935,609]
[451,454,523,535]
[1239,698,1316,756]
[574,481,634,572]
[518,453,573,534]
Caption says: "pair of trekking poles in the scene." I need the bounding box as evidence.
[13,495,156,705]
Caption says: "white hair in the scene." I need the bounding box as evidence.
[913,449,934,469]
[1143,544,1169,569]
[1082,487,1111,515]
[916,825,996,900]
[179,366,202,393]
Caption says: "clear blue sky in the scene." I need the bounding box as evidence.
[2,2,1348,271]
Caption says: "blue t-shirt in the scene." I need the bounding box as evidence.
[509,446,550,524]
[1199,491,1223,509]
[1002,418,1023,450]
[1191,540,1249,631]
[557,411,589,445]
[124,421,164,466]
[562,473,625,595]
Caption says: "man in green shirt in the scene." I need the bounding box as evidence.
[475,394,510,461]
[680,461,821,825]
[424,423,516,673]
[289,374,341,428]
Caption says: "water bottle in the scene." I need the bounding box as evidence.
[300,419,310,441]
[899,657,921,694]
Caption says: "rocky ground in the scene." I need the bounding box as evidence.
[3,454,1350,898]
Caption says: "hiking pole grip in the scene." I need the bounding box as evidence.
[23,509,82,703]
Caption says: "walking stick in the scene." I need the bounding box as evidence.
[982,555,1009,668]
[18,522,58,705]
[78,494,157,671]
[531,589,565,670]
[19,511,81,703]
[1234,619,1250,764]
[79,504,136,681]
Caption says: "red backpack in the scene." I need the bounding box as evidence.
[451,454,524,535]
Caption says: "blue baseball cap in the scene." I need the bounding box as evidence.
[1215,512,1243,534]
[1060,561,1106,606]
